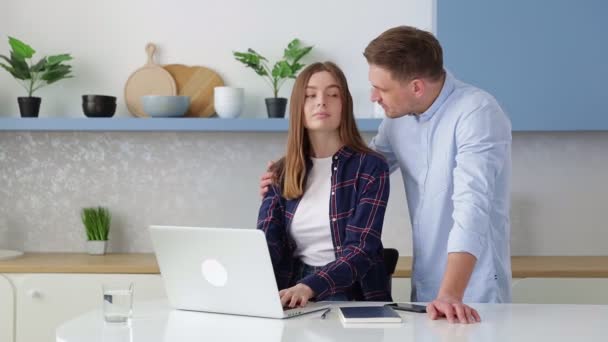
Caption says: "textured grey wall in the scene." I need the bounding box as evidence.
[1,131,607,255]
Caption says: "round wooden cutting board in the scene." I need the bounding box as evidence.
[124,43,177,117]
[163,64,224,117]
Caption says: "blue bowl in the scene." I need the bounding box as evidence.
[141,95,190,117]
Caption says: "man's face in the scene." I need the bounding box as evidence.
[368,64,419,118]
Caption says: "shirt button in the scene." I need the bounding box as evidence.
[331,191,335,196]
[332,218,337,222]
[334,156,338,160]
[333,167,337,171]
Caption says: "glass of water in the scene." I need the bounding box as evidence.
[102,282,134,324]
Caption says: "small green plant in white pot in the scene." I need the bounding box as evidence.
[81,207,111,255]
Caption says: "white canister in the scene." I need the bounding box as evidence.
[214,87,244,118]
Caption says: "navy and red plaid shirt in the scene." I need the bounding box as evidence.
[257,146,392,301]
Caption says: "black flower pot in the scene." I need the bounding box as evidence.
[265,97,287,118]
[18,97,41,117]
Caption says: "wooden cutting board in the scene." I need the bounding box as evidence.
[163,64,224,117]
[124,43,177,117]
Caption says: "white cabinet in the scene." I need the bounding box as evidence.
[512,278,608,304]
[7,273,165,342]
[1,274,14,342]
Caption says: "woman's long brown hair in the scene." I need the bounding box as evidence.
[274,61,374,199]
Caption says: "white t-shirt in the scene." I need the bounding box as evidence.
[290,156,335,266]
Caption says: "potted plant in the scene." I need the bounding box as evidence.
[234,39,312,118]
[0,36,74,117]
[81,207,111,255]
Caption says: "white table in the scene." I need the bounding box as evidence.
[56,300,608,342]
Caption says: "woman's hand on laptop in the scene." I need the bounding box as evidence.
[259,161,275,198]
[280,283,315,308]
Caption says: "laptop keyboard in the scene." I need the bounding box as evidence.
[284,308,304,317]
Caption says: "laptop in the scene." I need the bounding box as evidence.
[149,225,329,319]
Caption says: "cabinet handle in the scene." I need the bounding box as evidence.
[28,289,42,299]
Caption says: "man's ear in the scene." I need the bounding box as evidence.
[411,79,425,98]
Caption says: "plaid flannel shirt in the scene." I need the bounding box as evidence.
[257,146,392,301]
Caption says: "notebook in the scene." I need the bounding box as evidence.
[338,306,403,324]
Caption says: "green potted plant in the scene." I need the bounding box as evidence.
[0,36,74,117]
[234,39,313,118]
[81,207,111,255]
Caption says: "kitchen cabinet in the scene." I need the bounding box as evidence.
[6,273,165,342]
[438,1,608,131]
[395,277,608,305]
[1,253,607,341]
[512,278,608,305]
[0,274,14,342]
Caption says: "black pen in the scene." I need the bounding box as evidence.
[320,308,331,319]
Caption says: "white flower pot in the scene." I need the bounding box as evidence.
[87,240,108,255]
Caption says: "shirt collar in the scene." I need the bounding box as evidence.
[333,145,354,161]
[305,145,354,169]
[416,70,456,123]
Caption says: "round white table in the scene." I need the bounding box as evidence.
[56,300,608,342]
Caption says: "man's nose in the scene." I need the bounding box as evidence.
[370,88,380,102]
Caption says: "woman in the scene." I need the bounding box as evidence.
[257,61,392,308]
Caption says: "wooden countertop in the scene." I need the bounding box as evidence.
[1,253,607,277]
[0,253,159,274]
[394,256,608,278]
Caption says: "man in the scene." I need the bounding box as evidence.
[261,26,512,324]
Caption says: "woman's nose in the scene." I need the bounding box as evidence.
[317,95,327,107]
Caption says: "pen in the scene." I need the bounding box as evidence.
[320,308,331,319]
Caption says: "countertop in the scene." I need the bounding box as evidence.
[1,253,607,277]
[56,300,608,342]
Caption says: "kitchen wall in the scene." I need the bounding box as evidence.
[0,0,432,117]
[2,130,608,255]
[1,1,607,255]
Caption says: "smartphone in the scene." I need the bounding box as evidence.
[385,303,427,313]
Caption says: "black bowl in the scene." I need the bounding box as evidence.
[82,101,116,117]
[82,95,117,103]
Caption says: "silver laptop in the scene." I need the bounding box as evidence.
[149,225,329,319]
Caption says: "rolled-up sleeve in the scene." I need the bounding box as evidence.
[257,184,287,268]
[448,101,511,260]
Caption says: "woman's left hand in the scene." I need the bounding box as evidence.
[279,283,315,308]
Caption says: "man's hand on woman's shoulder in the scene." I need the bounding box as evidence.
[260,160,276,198]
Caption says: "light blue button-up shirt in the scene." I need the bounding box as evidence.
[370,72,512,303]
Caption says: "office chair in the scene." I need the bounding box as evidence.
[383,248,399,293]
